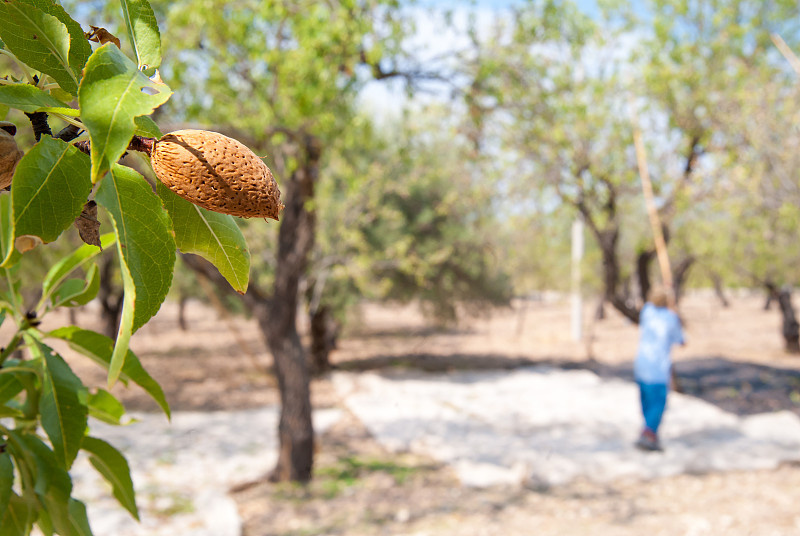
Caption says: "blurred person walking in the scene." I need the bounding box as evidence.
[634,285,685,451]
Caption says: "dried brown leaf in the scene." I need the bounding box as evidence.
[15,235,43,253]
[74,200,102,249]
[0,128,23,190]
[85,26,121,48]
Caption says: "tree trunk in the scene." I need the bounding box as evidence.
[596,228,640,323]
[262,311,314,481]
[776,288,800,354]
[178,295,189,331]
[309,305,338,375]
[97,254,123,340]
[764,281,775,311]
[594,299,605,320]
[264,134,321,482]
[710,272,730,308]
[636,249,655,305]
[672,256,695,303]
[180,134,321,482]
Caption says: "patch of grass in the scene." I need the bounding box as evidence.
[149,491,196,517]
[311,455,423,499]
[270,481,312,502]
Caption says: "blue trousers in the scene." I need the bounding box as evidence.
[638,382,668,434]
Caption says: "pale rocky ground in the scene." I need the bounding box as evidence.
[9,291,800,535]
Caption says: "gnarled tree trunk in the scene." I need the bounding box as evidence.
[672,256,695,302]
[777,289,800,354]
[263,134,320,481]
[309,305,338,376]
[710,272,730,308]
[764,282,799,354]
[636,249,656,306]
[182,133,321,482]
[596,227,640,323]
[768,284,800,354]
[178,294,189,331]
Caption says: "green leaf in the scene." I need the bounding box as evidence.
[68,499,93,536]
[1,137,91,266]
[49,87,74,104]
[0,407,24,419]
[47,326,170,418]
[78,43,171,182]
[0,3,75,94]
[38,342,88,468]
[0,374,24,405]
[36,508,54,535]
[95,164,175,385]
[158,183,251,293]
[35,106,80,117]
[0,84,69,113]
[4,433,35,497]
[120,0,162,70]
[0,492,35,536]
[0,453,12,517]
[133,115,162,138]
[0,0,92,94]
[9,432,73,535]
[87,388,126,425]
[82,436,138,520]
[50,263,100,308]
[19,0,91,86]
[41,233,115,301]
[0,193,21,268]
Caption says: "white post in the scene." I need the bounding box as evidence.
[571,217,584,342]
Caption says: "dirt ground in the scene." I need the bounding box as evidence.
[26,292,800,535]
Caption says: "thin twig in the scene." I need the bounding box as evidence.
[771,34,800,77]
[73,135,155,156]
[25,112,52,141]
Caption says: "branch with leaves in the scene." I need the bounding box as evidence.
[0,0,276,533]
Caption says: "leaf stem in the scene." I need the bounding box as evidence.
[56,124,83,142]
[69,132,90,145]
[2,269,21,320]
[74,136,156,157]
[0,333,22,367]
[51,113,85,130]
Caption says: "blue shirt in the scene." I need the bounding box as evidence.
[634,303,685,384]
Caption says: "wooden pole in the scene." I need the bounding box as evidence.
[771,34,800,77]
[629,102,674,306]
[630,101,683,392]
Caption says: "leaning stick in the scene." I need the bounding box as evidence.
[629,103,674,303]
[771,34,800,77]
[629,101,683,392]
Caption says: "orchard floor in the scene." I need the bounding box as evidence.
[36,292,800,535]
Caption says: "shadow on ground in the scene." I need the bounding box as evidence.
[334,354,800,417]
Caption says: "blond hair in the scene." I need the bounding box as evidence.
[648,285,670,308]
